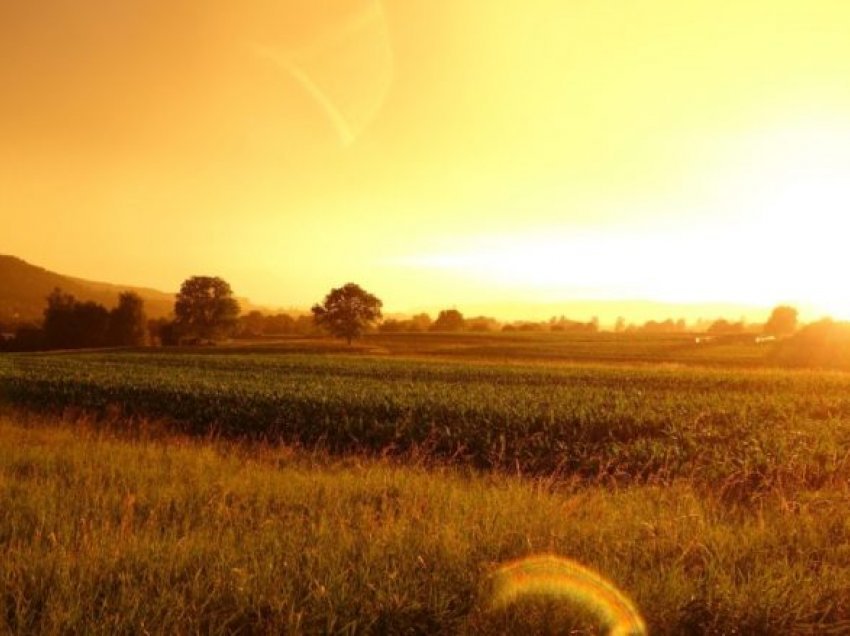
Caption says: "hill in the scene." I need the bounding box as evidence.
[0,255,175,325]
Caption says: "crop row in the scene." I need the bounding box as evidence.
[2,352,850,496]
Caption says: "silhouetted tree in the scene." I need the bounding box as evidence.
[174,276,240,342]
[378,319,406,333]
[148,318,180,346]
[408,313,432,332]
[548,316,597,333]
[312,283,383,344]
[294,314,320,335]
[430,309,465,332]
[108,292,147,346]
[43,288,109,348]
[42,288,76,348]
[4,323,43,351]
[764,305,798,337]
[466,316,500,332]
[266,313,296,334]
[770,319,850,368]
[707,318,744,335]
[312,283,382,343]
[238,310,267,337]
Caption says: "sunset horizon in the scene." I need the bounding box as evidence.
[4,1,850,319]
[5,4,850,632]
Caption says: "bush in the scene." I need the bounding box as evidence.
[771,319,850,368]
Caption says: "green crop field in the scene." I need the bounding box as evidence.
[1,347,849,498]
[1,337,850,633]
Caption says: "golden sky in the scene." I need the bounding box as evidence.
[3,0,850,321]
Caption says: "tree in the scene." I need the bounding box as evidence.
[408,313,432,332]
[238,310,267,337]
[43,288,109,349]
[465,316,500,332]
[311,283,383,344]
[764,305,798,337]
[108,292,147,346]
[174,276,240,342]
[42,288,76,348]
[707,318,744,335]
[430,309,465,332]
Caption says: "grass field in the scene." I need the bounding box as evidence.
[1,334,850,633]
[2,410,850,634]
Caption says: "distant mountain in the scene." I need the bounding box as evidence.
[0,255,176,325]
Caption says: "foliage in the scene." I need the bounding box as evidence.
[378,313,432,334]
[465,316,500,332]
[0,255,174,325]
[764,305,798,337]
[234,311,320,338]
[311,283,383,344]
[431,309,465,332]
[8,288,149,350]
[706,318,745,334]
[107,292,148,346]
[771,318,850,368]
[42,288,110,348]
[1,411,850,634]
[174,276,240,342]
[3,349,850,498]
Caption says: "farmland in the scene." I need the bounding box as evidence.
[2,335,850,633]
[1,345,849,497]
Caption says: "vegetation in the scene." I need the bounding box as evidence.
[3,314,850,632]
[43,288,110,348]
[764,305,798,337]
[9,288,150,350]
[772,319,850,368]
[107,292,148,346]
[1,409,849,634]
[3,348,850,498]
[431,309,465,332]
[174,276,240,342]
[0,254,174,325]
[312,283,383,345]
[378,313,433,333]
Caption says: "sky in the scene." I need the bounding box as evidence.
[3,0,850,322]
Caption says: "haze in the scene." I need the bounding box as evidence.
[3,1,850,321]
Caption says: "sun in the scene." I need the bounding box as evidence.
[399,119,850,320]
[706,121,850,318]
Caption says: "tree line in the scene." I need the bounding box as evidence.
[7,289,148,351]
[0,273,806,352]
[0,277,380,351]
[2,276,243,351]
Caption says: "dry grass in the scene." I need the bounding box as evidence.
[2,410,850,634]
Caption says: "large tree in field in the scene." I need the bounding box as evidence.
[312,283,382,344]
[174,276,240,342]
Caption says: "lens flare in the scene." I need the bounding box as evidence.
[251,0,393,147]
[490,554,647,636]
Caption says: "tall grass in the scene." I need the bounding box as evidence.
[2,410,850,634]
